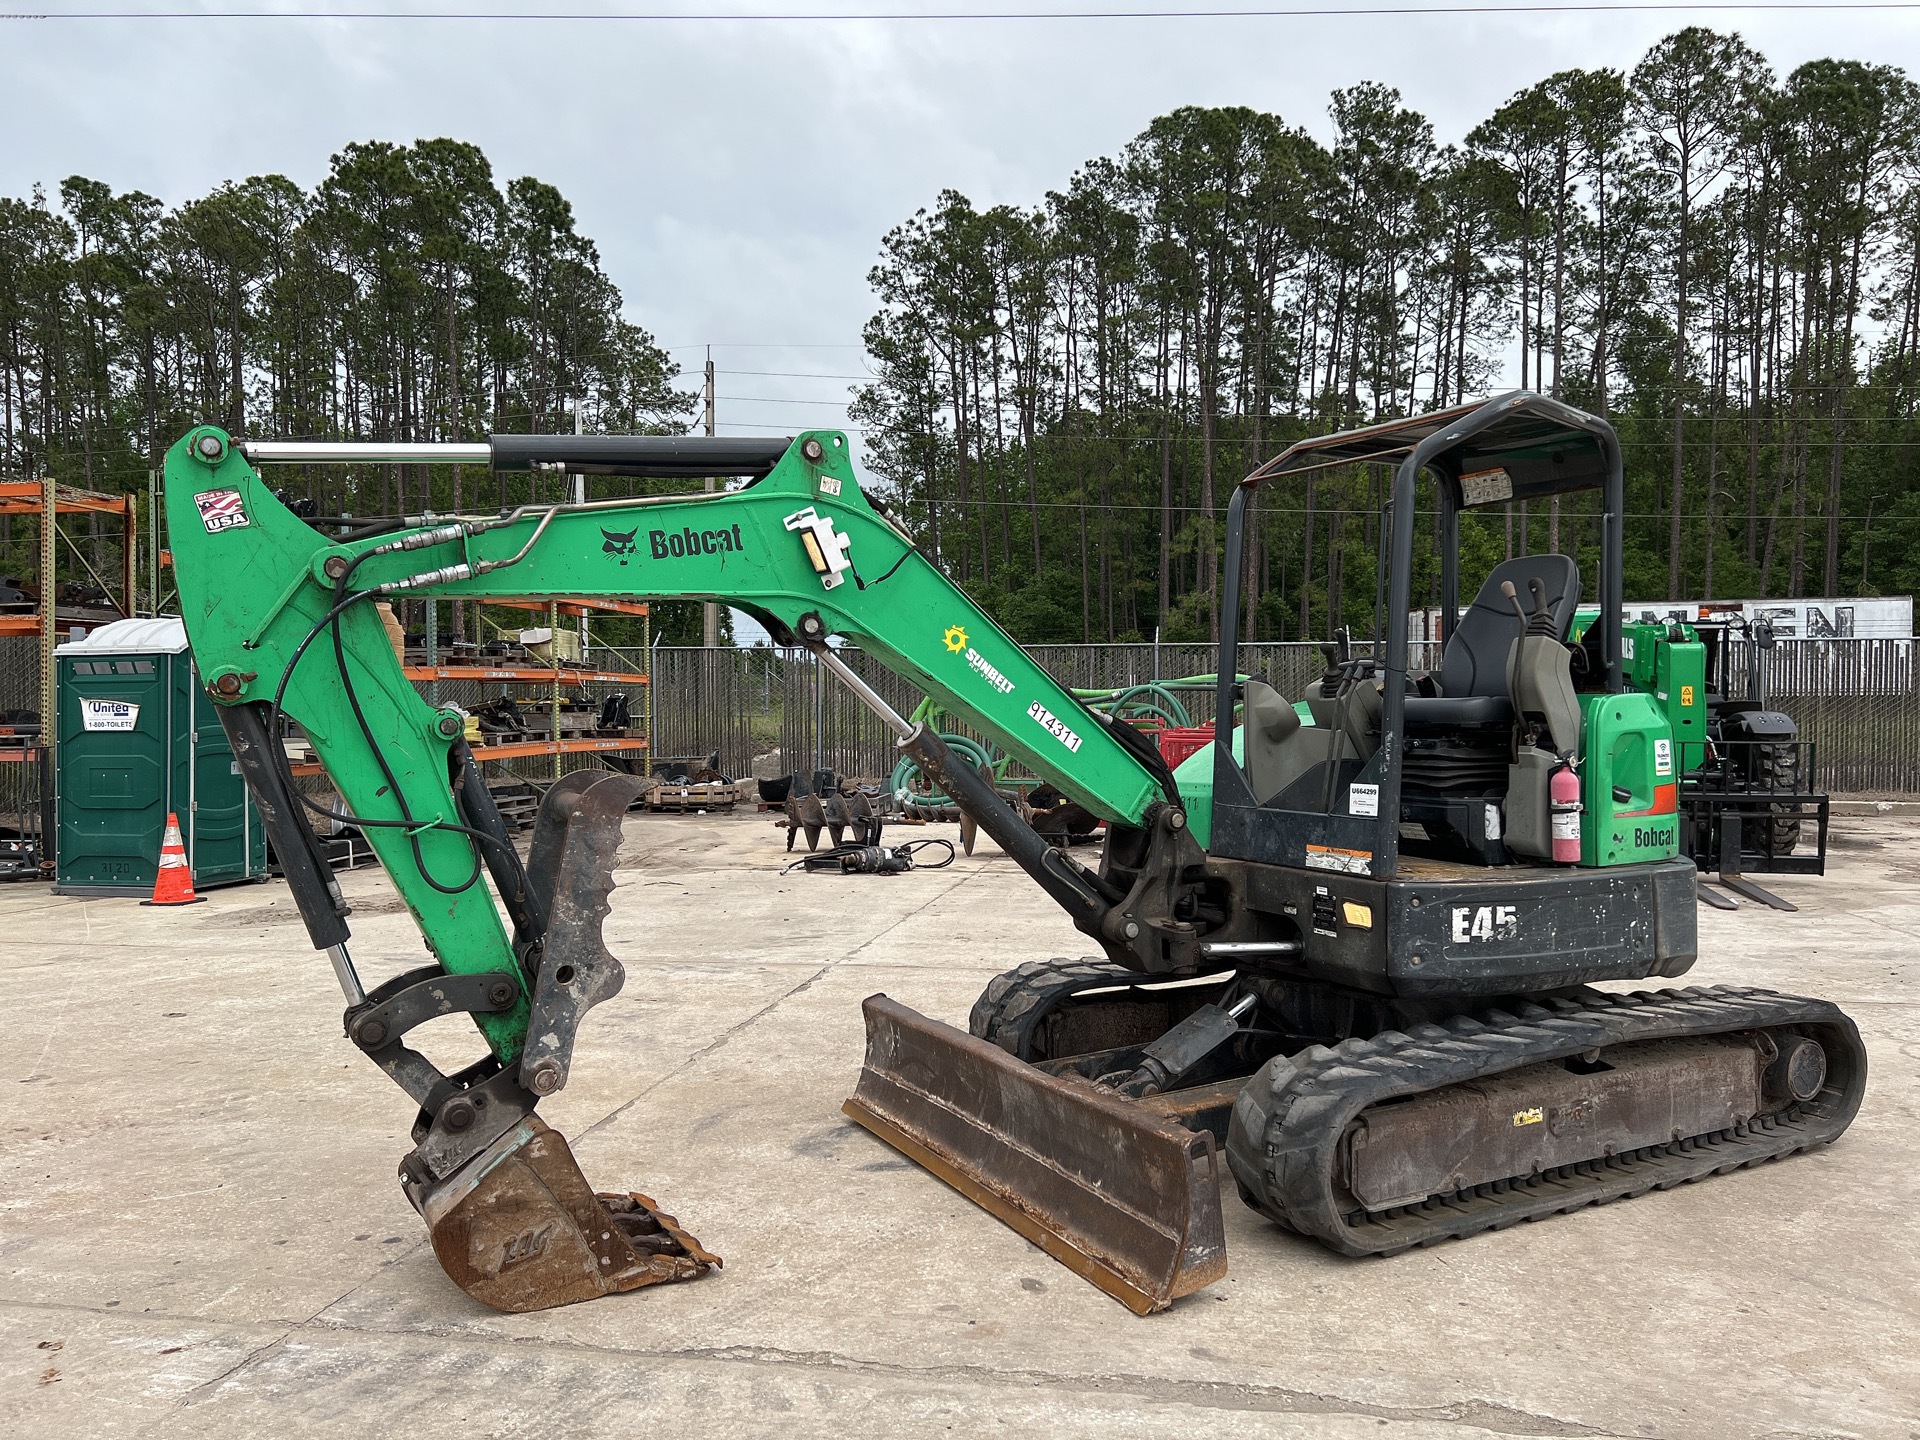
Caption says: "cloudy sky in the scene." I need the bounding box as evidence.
[7,2,1920,446]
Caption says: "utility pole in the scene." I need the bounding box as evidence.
[702,349,719,649]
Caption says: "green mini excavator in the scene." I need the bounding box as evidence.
[162,393,1866,1316]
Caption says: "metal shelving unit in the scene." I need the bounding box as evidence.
[402,595,652,784]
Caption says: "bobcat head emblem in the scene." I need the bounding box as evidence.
[601,526,639,566]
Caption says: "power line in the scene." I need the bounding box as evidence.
[9,3,1920,18]
[713,394,858,406]
[725,368,875,380]
[748,416,1920,445]
[714,419,832,430]
[663,342,866,350]
[671,369,874,381]
[729,488,1913,519]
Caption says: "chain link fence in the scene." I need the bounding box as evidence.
[641,640,1430,786]
[6,634,1920,809]
[1736,639,1920,793]
[0,636,46,841]
[641,637,1920,795]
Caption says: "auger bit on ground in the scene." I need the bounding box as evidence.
[358,770,719,1312]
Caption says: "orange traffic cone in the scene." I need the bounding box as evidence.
[141,812,206,906]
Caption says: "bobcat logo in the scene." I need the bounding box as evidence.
[498,1222,557,1270]
[601,526,639,566]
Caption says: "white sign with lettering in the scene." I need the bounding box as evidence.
[81,698,140,732]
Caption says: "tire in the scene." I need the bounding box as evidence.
[1753,742,1802,855]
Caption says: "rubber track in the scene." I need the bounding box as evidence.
[969,956,1142,1056]
[1225,984,1868,1257]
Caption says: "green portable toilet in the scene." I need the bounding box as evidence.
[52,618,267,895]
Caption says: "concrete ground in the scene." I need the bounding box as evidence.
[2,807,1916,1440]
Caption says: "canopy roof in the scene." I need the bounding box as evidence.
[1242,392,1615,508]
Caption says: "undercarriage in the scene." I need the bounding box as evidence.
[846,952,1867,1312]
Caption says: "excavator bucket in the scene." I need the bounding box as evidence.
[843,995,1227,1314]
[412,771,721,1313]
[420,1116,719,1312]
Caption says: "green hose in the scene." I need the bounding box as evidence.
[894,671,1250,800]
[890,732,994,803]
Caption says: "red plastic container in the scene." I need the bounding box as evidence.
[1157,726,1217,769]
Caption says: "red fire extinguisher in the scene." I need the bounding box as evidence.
[1550,759,1582,863]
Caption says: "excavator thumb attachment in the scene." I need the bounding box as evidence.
[843,995,1227,1314]
[420,1116,719,1313]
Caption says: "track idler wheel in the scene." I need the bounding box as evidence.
[419,1116,719,1313]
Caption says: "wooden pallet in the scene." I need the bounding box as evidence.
[470,730,528,747]
[486,778,539,832]
[644,781,741,813]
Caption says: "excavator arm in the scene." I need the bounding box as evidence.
[162,424,1211,1313]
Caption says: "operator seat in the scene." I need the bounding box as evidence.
[1404,554,1581,728]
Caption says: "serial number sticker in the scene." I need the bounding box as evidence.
[1027,701,1083,753]
[1513,1107,1545,1128]
[194,488,250,533]
[1348,782,1379,818]
[1304,844,1372,876]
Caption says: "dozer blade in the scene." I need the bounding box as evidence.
[420,1115,719,1313]
[843,994,1226,1315]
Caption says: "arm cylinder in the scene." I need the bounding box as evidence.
[216,701,351,951]
[898,724,1107,930]
[451,740,544,950]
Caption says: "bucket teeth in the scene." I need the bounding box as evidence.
[420,1116,718,1313]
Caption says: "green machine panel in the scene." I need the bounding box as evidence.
[53,619,267,895]
[1622,620,1708,773]
[1579,690,1681,868]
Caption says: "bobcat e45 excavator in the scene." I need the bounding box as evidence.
[162,392,1866,1317]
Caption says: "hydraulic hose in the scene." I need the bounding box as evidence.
[889,732,994,804]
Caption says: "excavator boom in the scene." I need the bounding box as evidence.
[162,425,1201,1311]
